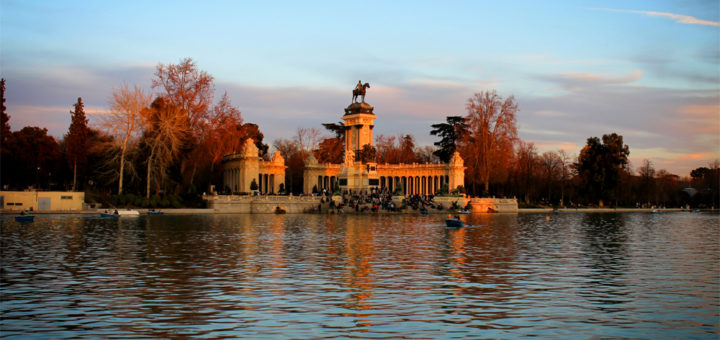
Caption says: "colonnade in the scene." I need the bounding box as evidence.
[258,173,277,194]
[379,175,450,196]
[223,168,280,194]
[315,175,337,193]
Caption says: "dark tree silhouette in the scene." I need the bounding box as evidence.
[66,97,89,191]
[1,79,9,142]
[576,133,630,206]
[3,127,62,190]
[355,144,377,164]
[430,116,467,163]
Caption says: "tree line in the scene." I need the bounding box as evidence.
[425,91,718,208]
[1,60,717,208]
[1,59,268,207]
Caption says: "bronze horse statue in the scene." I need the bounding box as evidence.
[352,82,370,103]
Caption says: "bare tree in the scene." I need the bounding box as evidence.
[540,151,563,204]
[513,141,539,203]
[141,98,192,198]
[294,127,322,160]
[152,58,214,132]
[460,90,518,194]
[416,145,439,163]
[374,134,419,164]
[557,149,573,207]
[273,138,302,194]
[374,134,397,163]
[103,84,152,194]
[638,159,656,205]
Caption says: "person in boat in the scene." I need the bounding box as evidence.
[19,210,27,215]
[113,209,119,215]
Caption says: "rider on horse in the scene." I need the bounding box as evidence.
[353,80,370,103]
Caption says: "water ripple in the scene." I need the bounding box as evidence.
[1,213,718,338]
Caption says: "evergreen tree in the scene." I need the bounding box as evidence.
[430,116,467,163]
[1,78,10,188]
[1,78,10,142]
[66,97,89,191]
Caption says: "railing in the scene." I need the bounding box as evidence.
[204,194,322,202]
[377,163,450,169]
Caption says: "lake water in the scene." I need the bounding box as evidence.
[1,212,718,339]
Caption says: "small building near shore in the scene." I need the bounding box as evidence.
[1,191,85,211]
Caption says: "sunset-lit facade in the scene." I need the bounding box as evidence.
[223,139,286,194]
[222,100,465,196]
[303,101,465,195]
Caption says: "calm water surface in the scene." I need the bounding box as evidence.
[1,212,718,339]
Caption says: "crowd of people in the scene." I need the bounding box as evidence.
[316,187,464,214]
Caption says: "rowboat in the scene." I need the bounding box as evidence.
[457,210,470,215]
[100,210,140,217]
[147,211,164,215]
[15,215,35,222]
[445,218,464,228]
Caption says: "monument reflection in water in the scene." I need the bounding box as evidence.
[1,212,718,338]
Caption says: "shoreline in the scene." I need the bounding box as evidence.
[3,207,714,215]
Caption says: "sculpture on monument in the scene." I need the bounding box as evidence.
[352,80,371,103]
[343,149,355,165]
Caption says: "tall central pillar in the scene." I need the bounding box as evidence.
[342,102,376,156]
[338,102,378,193]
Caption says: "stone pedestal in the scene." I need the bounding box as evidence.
[338,162,379,194]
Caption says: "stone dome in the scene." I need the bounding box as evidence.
[344,102,374,115]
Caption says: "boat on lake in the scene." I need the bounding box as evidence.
[100,209,140,217]
[445,218,464,228]
[457,210,470,215]
[147,210,164,215]
[15,215,35,222]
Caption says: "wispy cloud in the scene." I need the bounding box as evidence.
[594,8,720,27]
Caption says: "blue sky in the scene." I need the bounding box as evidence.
[1,0,718,175]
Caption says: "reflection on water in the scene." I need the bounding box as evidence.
[1,213,718,338]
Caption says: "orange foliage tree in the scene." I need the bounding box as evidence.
[460,90,518,195]
[202,92,244,166]
[140,98,192,198]
[375,134,418,164]
[152,58,215,187]
[315,122,344,164]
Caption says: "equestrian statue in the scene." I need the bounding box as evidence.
[352,81,370,103]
